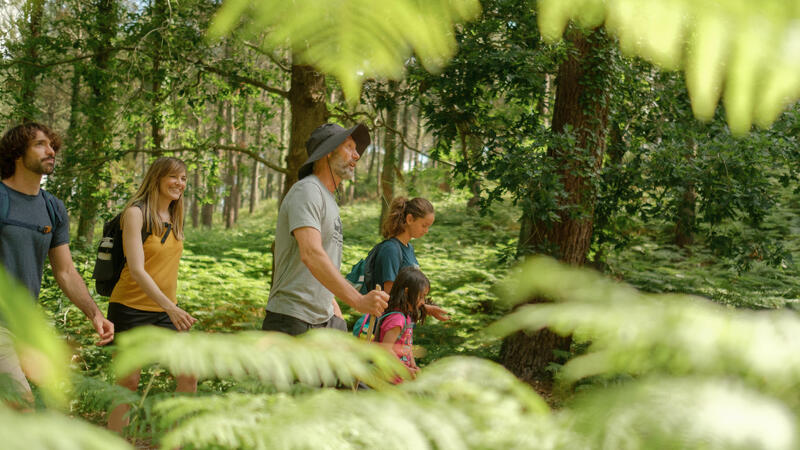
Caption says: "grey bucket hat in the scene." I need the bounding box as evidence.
[298,123,370,179]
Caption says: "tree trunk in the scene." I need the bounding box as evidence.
[379,81,400,228]
[18,0,44,122]
[282,63,329,203]
[223,101,236,228]
[77,0,118,246]
[502,27,612,384]
[202,101,226,228]
[149,0,166,154]
[675,138,697,247]
[249,107,264,213]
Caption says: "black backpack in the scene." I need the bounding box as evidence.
[91,207,158,296]
[0,183,64,235]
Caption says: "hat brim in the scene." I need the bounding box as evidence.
[298,123,370,179]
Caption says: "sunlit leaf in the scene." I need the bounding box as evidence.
[209,0,481,100]
[538,0,800,134]
[113,327,408,390]
[0,403,131,450]
[0,268,70,409]
[569,377,798,450]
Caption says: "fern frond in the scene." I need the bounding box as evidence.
[113,327,408,390]
[72,373,140,411]
[566,377,798,450]
[0,404,131,450]
[490,257,800,400]
[208,0,481,100]
[0,268,70,408]
[153,358,562,449]
[403,356,550,416]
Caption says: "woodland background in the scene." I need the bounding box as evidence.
[2,0,800,449]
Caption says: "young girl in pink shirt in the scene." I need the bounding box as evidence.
[378,266,429,379]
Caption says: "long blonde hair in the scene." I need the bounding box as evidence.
[121,157,186,240]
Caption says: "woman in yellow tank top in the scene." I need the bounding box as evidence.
[107,157,196,432]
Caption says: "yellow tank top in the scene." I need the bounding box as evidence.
[109,225,183,312]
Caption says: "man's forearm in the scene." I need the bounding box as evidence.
[302,247,361,307]
[55,269,103,319]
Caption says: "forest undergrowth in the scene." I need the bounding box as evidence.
[35,187,800,427]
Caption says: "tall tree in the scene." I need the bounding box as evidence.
[75,0,120,245]
[379,81,400,227]
[501,27,614,383]
[282,63,329,200]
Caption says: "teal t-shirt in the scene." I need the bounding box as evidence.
[372,238,419,288]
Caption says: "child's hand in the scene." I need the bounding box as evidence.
[424,303,450,321]
[408,365,420,379]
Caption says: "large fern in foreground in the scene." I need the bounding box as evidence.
[113,326,410,389]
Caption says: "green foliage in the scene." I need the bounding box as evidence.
[113,327,408,390]
[209,0,482,100]
[0,404,131,450]
[0,268,70,409]
[152,357,556,450]
[538,0,800,134]
[568,377,797,449]
[491,256,800,446]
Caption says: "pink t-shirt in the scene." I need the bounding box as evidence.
[378,312,414,368]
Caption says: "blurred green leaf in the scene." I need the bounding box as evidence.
[113,327,408,390]
[538,0,800,134]
[209,0,481,100]
[0,268,71,409]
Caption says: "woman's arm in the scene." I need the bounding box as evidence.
[121,207,196,331]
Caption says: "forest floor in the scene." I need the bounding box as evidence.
[39,188,800,423]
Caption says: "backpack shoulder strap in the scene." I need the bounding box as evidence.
[376,311,410,343]
[0,182,9,224]
[40,189,64,231]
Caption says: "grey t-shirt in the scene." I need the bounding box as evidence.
[0,184,70,300]
[267,175,343,324]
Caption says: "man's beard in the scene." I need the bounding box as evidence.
[24,156,55,175]
[330,155,354,180]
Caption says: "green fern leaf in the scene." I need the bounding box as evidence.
[113,327,409,389]
[0,268,71,408]
[538,0,800,134]
[208,0,481,100]
[0,404,131,450]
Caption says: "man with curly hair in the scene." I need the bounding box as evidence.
[0,123,113,403]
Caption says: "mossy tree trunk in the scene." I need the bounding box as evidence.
[502,27,613,384]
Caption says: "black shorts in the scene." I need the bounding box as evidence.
[261,311,347,336]
[107,302,177,335]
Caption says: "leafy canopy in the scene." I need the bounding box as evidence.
[208,0,481,100]
[538,0,800,134]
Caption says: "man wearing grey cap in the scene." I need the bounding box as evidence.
[262,123,389,335]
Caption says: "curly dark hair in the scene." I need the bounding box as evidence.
[0,123,61,179]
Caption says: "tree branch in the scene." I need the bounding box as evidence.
[189,58,289,98]
[377,118,456,168]
[0,47,137,69]
[241,40,291,73]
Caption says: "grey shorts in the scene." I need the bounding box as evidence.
[261,311,347,336]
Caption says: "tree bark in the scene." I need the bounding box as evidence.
[502,27,612,384]
[18,0,44,122]
[149,0,166,154]
[77,0,118,245]
[379,81,400,229]
[675,137,697,247]
[249,106,264,213]
[223,101,236,228]
[281,63,329,203]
